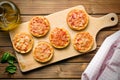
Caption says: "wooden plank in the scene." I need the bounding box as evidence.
[0,63,88,78]
[10,63,87,79]
[96,31,116,46]
[0,47,15,58]
[11,0,92,14]
[11,0,120,4]
[91,4,120,14]
[0,32,11,46]
[10,0,120,14]
[0,78,81,80]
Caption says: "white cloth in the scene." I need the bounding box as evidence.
[81,30,120,80]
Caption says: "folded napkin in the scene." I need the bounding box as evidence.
[81,30,120,80]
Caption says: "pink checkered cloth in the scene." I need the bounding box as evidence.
[81,30,120,80]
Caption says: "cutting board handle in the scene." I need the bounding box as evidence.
[88,13,118,50]
[98,13,118,29]
[90,13,119,37]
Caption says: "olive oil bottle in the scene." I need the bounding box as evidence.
[0,0,21,31]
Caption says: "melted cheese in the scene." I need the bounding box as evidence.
[74,32,93,52]
[50,27,70,48]
[33,42,54,63]
[67,9,88,30]
[29,16,50,37]
[13,33,33,53]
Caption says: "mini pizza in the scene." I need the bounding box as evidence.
[66,9,88,30]
[12,32,34,54]
[73,32,94,53]
[33,41,54,63]
[49,27,70,48]
[29,16,50,37]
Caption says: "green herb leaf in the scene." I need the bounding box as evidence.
[1,52,10,63]
[8,55,16,64]
[5,65,17,74]
[1,52,17,74]
[1,52,16,64]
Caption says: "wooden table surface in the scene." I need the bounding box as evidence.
[0,0,120,80]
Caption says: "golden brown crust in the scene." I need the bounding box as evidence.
[29,16,50,37]
[12,32,34,54]
[33,41,54,63]
[73,32,94,53]
[49,27,70,49]
[67,9,88,30]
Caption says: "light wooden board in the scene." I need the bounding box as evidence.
[9,5,118,72]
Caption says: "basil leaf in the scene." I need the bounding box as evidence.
[5,65,17,74]
[1,52,17,74]
[8,55,16,64]
[1,52,16,64]
[1,52,10,63]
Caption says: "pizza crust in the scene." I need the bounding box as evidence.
[49,27,70,49]
[33,41,54,63]
[29,16,50,37]
[12,32,34,54]
[67,9,88,30]
[73,32,94,53]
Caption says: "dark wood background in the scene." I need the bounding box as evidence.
[0,0,120,79]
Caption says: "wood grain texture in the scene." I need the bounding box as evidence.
[10,0,120,14]
[0,0,120,79]
[0,63,88,79]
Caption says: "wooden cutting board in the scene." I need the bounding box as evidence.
[9,5,118,72]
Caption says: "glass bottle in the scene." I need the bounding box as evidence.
[0,0,21,31]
